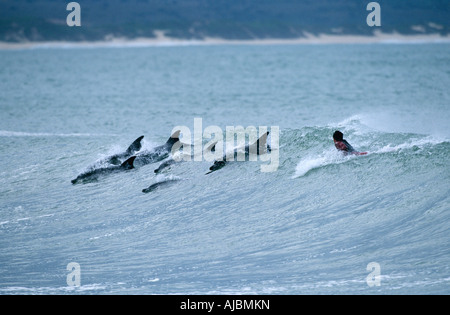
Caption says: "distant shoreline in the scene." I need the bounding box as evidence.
[1,31,450,50]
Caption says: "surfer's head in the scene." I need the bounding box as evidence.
[333,131,344,142]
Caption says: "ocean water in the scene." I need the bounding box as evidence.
[0,43,449,295]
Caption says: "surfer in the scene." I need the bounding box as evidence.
[333,131,367,156]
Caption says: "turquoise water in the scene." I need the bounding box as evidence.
[0,43,449,294]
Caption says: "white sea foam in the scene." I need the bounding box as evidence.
[0,130,114,137]
[293,151,355,178]
[155,174,182,183]
[2,31,450,51]
[375,136,447,153]
[0,283,108,294]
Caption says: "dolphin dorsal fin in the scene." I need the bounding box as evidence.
[121,156,137,169]
[249,132,269,155]
[166,130,181,146]
[126,136,144,155]
[204,140,218,153]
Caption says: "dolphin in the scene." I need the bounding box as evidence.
[154,158,178,174]
[71,156,136,184]
[142,178,181,193]
[154,140,218,174]
[135,130,181,166]
[206,132,270,175]
[105,135,144,165]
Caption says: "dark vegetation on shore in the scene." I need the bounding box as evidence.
[0,0,449,42]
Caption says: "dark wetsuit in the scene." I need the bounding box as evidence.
[335,139,356,154]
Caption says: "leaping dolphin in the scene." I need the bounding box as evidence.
[71,156,136,184]
[206,132,270,175]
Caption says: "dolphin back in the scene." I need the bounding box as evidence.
[126,136,144,155]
